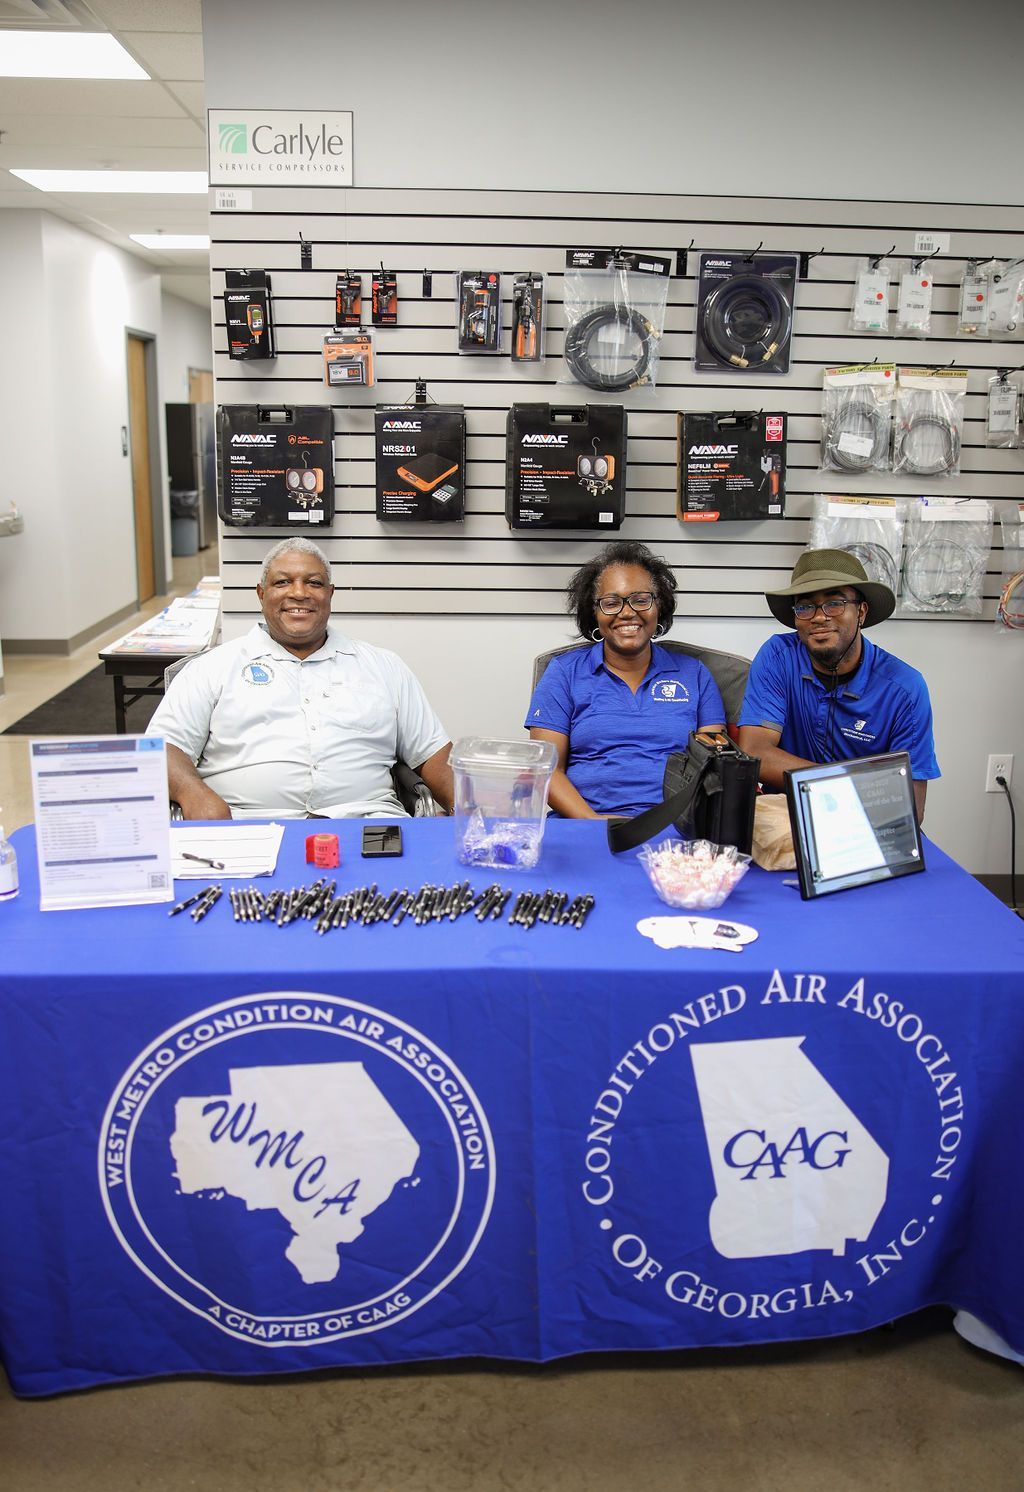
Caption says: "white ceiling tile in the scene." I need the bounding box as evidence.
[121,31,204,80]
[163,80,206,117]
[0,116,203,148]
[89,0,203,31]
[0,79,188,118]
[3,145,206,169]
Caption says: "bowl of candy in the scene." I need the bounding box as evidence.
[638,838,751,910]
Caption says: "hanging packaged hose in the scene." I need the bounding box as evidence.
[956,260,989,338]
[693,251,797,375]
[895,260,935,339]
[996,504,1024,636]
[809,494,905,599]
[900,497,992,617]
[893,367,967,479]
[987,259,1024,341]
[850,257,892,334]
[820,363,895,473]
[560,249,670,391]
[986,370,1021,448]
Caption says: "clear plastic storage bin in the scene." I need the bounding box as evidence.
[450,737,557,870]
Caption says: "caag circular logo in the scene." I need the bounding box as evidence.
[580,970,965,1330]
[242,661,274,686]
[99,993,494,1346]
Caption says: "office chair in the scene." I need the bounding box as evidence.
[162,655,441,818]
[532,638,751,734]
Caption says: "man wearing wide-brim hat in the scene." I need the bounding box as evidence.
[738,549,939,821]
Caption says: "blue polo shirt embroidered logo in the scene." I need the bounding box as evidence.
[651,680,691,703]
[243,662,274,686]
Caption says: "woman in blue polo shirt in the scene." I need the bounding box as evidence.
[525,541,726,817]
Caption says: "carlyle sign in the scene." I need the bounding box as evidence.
[208,110,353,186]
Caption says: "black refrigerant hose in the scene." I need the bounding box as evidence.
[699,273,793,368]
[563,304,658,392]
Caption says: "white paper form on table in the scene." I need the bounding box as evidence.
[170,822,285,879]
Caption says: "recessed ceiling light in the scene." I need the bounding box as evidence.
[130,234,210,251]
[0,31,149,80]
[10,169,208,194]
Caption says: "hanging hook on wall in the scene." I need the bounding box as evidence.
[675,239,695,278]
[799,246,825,279]
[743,240,764,263]
[870,245,896,269]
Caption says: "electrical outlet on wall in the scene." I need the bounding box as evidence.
[986,754,1014,792]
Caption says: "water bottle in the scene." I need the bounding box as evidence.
[0,818,19,901]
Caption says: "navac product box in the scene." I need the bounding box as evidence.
[677,411,786,522]
[224,269,275,361]
[506,404,626,530]
[375,405,466,522]
[217,405,335,528]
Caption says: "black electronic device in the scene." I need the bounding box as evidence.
[361,825,403,858]
[506,403,627,530]
[678,412,787,522]
[224,269,275,361]
[783,752,924,901]
[218,405,334,528]
[375,405,466,522]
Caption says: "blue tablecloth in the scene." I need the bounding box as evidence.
[1,819,1023,1396]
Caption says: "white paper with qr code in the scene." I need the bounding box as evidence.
[29,735,173,910]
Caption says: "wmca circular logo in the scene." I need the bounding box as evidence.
[99,994,495,1346]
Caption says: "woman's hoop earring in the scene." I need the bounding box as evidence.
[590,627,602,641]
[654,622,668,638]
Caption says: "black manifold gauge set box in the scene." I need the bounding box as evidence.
[505,404,627,530]
[677,411,787,522]
[217,406,335,528]
[374,406,467,522]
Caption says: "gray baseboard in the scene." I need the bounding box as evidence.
[2,601,139,657]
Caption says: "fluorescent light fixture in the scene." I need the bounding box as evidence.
[0,31,149,80]
[10,169,208,194]
[130,234,210,251]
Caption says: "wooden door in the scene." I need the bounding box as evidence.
[189,367,213,403]
[127,334,154,602]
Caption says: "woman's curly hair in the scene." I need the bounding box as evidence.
[567,541,678,639]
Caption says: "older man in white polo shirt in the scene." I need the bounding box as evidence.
[148,538,453,819]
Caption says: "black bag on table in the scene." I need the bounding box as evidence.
[607,731,760,855]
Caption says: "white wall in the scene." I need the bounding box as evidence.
[159,290,213,405]
[202,0,1024,202]
[0,213,53,685]
[0,210,167,646]
[201,0,1024,874]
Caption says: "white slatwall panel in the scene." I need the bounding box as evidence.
[210,187,1024,628]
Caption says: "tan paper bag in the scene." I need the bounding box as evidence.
[751,794,797,871]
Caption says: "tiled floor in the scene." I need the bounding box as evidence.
[1,1310,1022,1491]
[0,550,209,833]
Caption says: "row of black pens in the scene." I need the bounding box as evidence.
[168,880,595,933]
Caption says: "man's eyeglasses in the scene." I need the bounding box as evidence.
[596,591,655,616]
[792,596,860,621]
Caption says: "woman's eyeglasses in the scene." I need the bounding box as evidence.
[596,591,655,616]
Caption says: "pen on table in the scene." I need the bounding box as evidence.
[181,852,226,870]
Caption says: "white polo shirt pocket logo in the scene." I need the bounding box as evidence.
[652,679,690,703]
[242,662,275,686]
